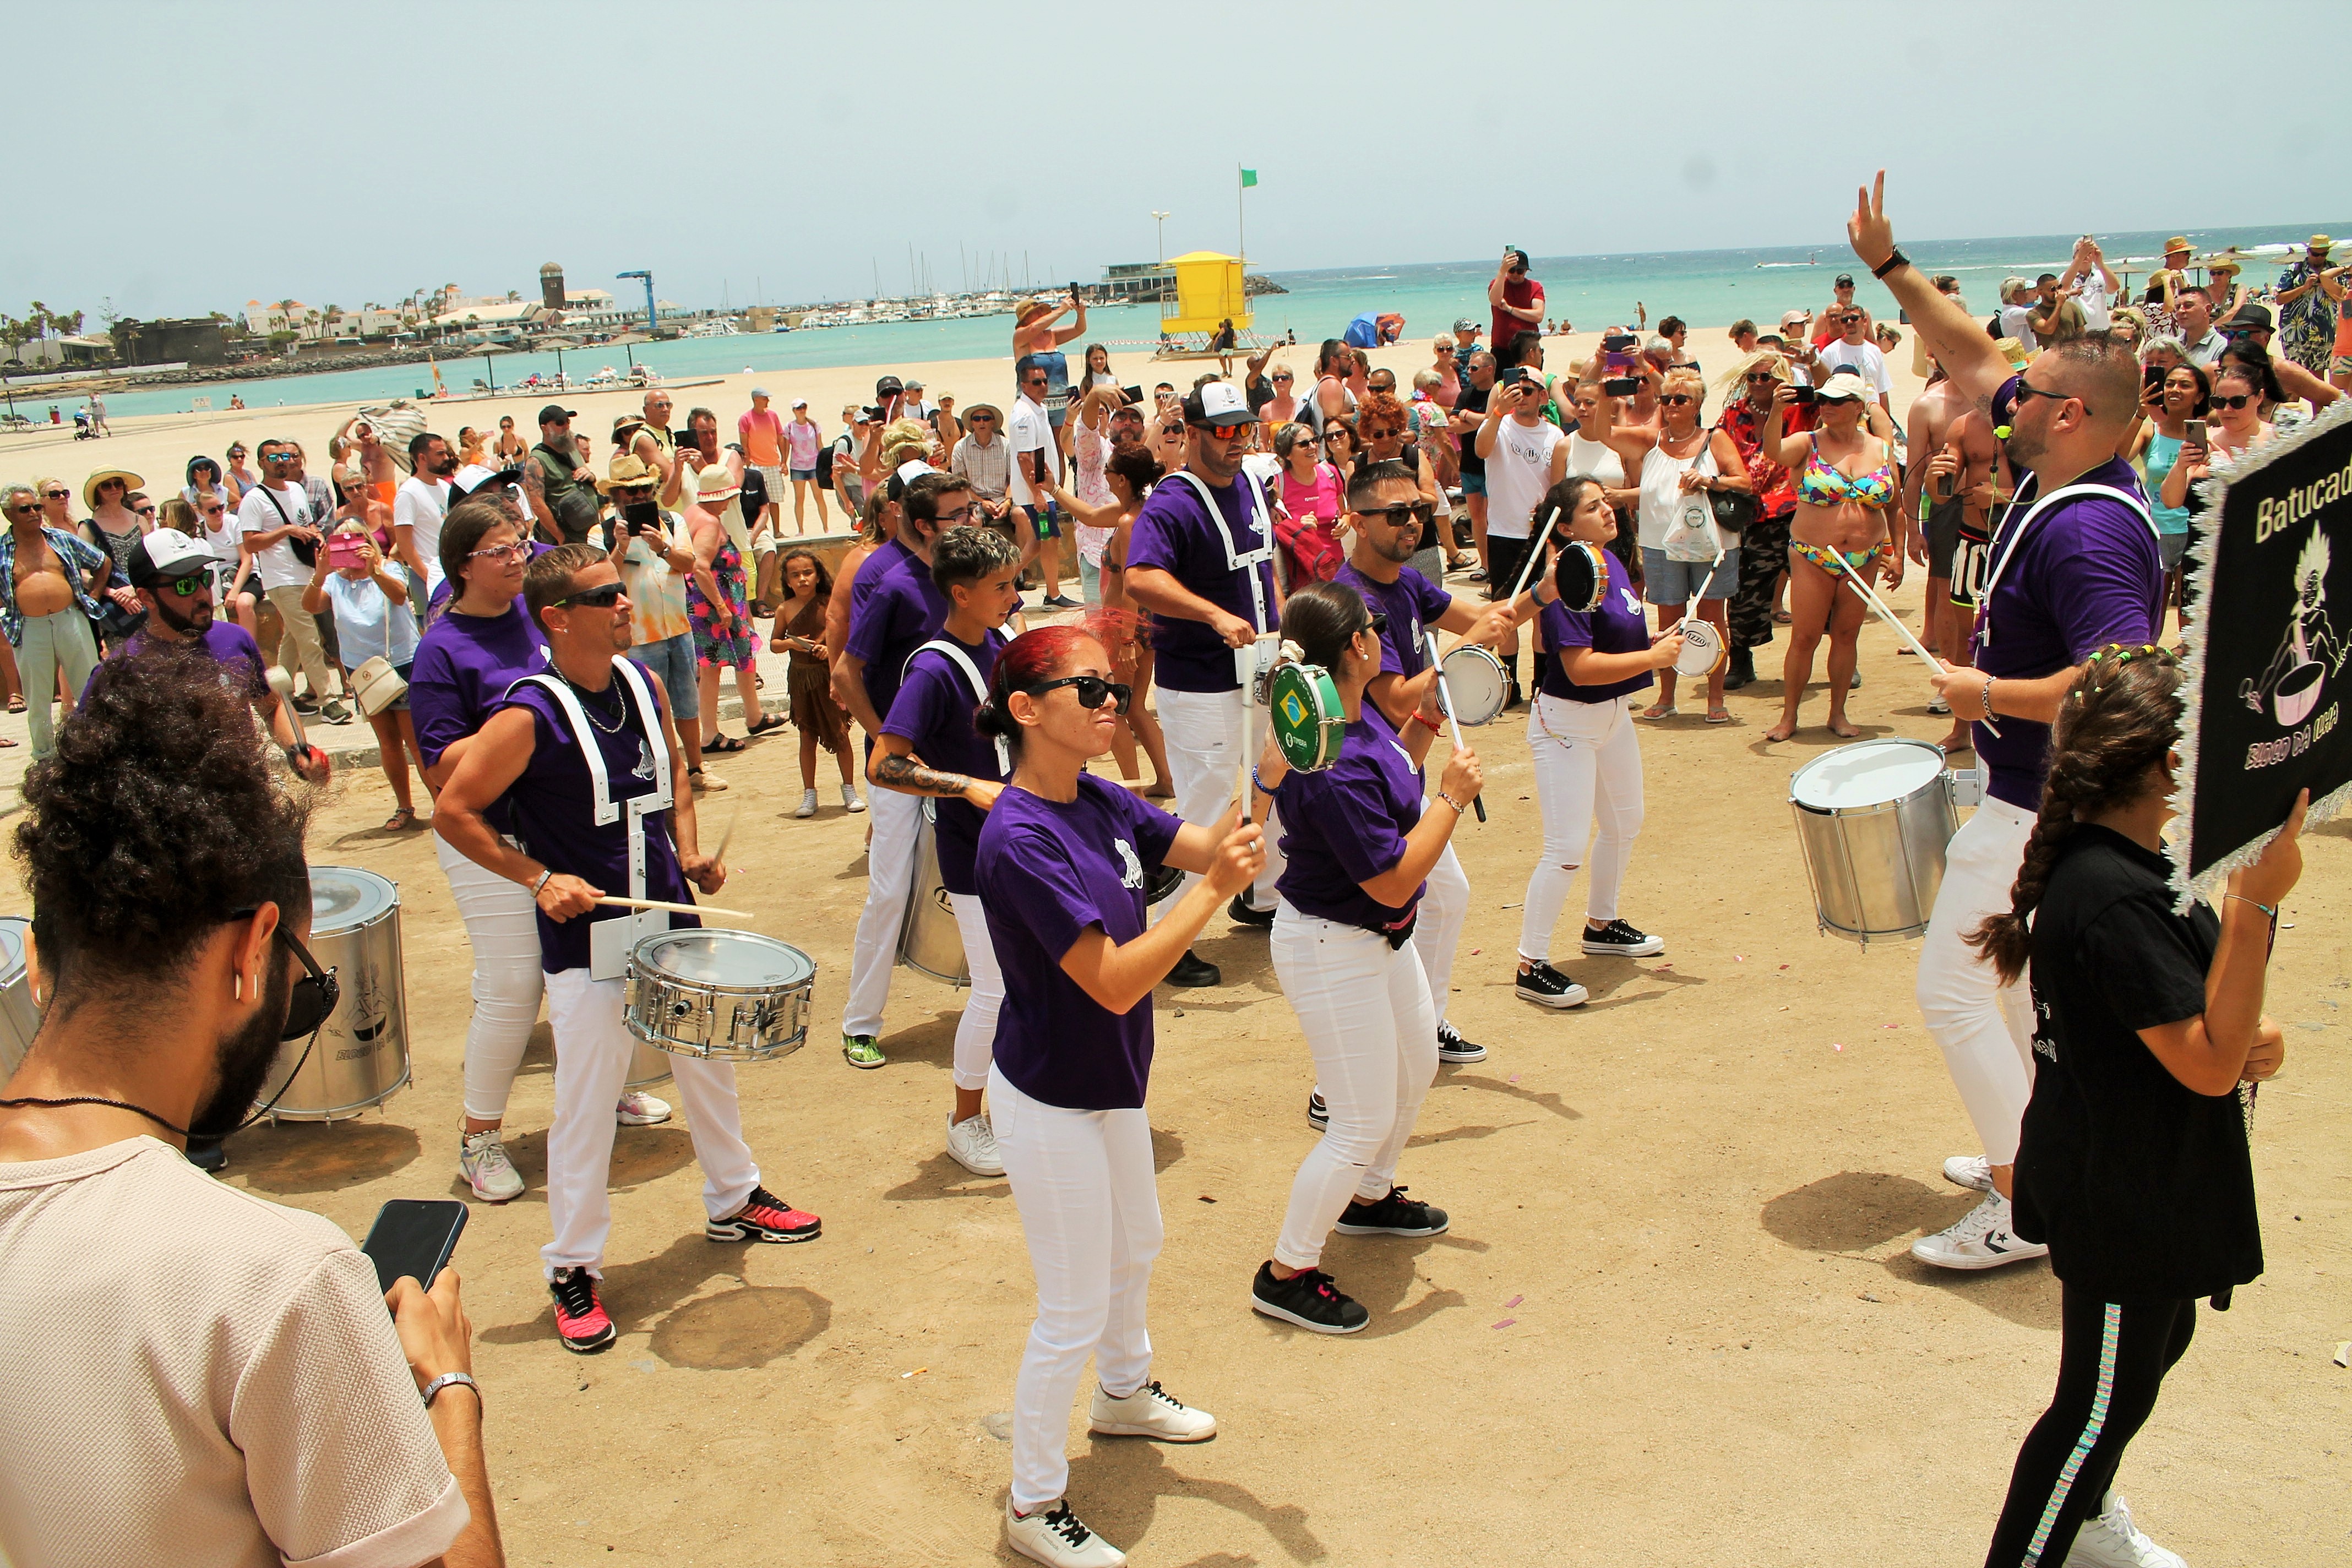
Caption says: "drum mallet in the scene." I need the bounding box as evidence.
[1825,551,2001,739]
[265,668,331,778]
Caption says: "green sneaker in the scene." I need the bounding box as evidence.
[842,1033,885,1069]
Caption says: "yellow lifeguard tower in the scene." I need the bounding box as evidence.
[1160,251,1252,336]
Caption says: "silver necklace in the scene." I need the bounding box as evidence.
[558,670,625,734]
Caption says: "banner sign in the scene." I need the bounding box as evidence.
[2174,400,2352,908]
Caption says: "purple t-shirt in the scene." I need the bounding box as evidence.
[106,620,270,706]
[498,677,698,973]
[1539,567,1654,703]
[847,536,915,621]
[1273,707,1425,929]
[1970,453,2163,809]
[410,601,548,836]
[846,549,953,736]
[1124,470,1280,693]
[881,628,1008,895]
[1332,560,1451,682]
[976,775,1183,1110]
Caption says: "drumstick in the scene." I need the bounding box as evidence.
[709,803,741,865]
[1429,666,1488,824]
[1503,506,1562,608]
[594,895,752,920]
[1823,549,2004,739]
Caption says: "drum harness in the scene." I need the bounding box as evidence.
[901,640,1011,833]
[1160,466,1278,825]
[1975,479,2157,650]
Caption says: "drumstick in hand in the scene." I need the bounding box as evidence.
[1823,550,2001,738]
[1429,668,1487,823]
[594,895,753,920]
[1504,507,1562,607]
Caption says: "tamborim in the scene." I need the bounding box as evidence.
[1788,739,1958,945]
[263,867,411,1121]
[0,916,39,1082]
[897,799,968,987]
[1552,540,1609,613]
[626,928,815,1060]
[1270,661,1346,772]
[1673,617,1728,678]
[1439,644,1507,726]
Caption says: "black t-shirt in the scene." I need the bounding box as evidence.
[738,465,770,519]
[2013,825,2260,1302]
[1245,373,1275,415]
[1454,383,1490,478]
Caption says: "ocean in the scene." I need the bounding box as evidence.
[49,222,2346,422]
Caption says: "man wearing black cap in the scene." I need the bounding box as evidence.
[1812,274,1874,348]
[530,405,602,548]
[2217,302,2338,410]
[1122,381,1287,984]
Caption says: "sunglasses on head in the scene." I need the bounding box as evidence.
[1358,501,1435,529]
[554,581,627,609]
[1026,674,1132,714]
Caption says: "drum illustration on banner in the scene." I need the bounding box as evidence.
[2237,527,2344,726]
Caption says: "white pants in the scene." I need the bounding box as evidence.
[1415,837,1469,1028]
[1518,693,1645,962]
[841,783,922,1039]
[435,834,547,1122]
[947,891,1005,1092]
[1271,906,1438,1271]
[1914,796,2038,1165]
[14,607,100,760]
[991,1064,1161,1513]
[541,967,760,1277]
[1154,684,1284,913]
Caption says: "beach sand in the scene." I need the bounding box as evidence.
[4,335,2346,1566]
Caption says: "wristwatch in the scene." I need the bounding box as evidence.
[1871,248,1909,280]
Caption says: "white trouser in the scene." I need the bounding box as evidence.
[1271,905,1438,1271]
[992,1064,1162,1513]
[1414,836,1469,1028]
[541,967,760,1277]
[1914,796,2038,1165]
[841,783,923,1039]
[14,607,100,760]
[1153,684,1284,914]
[435,834,547,1122]
[1518,693,1645,961]
[947,891,1005,1092]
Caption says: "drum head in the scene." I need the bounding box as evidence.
[1440,644,1507,726]
[309,867,399,935]
[1270,663,1346,772]
[1790,738,1948,811]
[638,928,816,993]
[1672,618,1727,678]
[0,916,25,987]
[1553,541,1607,613]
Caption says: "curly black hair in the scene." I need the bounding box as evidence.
[13,648,311,1012]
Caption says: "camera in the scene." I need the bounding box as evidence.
[1601,377,1638,397]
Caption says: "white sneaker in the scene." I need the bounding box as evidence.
[459,1128,524,1202]
[1089,1380,1215,1442]
[842,783,865,813]
[2066,1492,2185,1567]
[793,788,819,819]
[946,1111,1004,1177]
[616,1090,671,1126]
[1006,1500,1124,1567]
[1943,1153,1994,1193]
[1911,1193,2049,1270]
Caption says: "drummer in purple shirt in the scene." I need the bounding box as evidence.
[1243,581,1484,1340]
[972,622,1264,1567]
[1848,172,2165,1283]
[872,525,1022,1179]
[435,544,819,1357]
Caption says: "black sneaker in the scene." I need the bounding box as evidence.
[1227,893,1276,928]
[1306,1090,1328,1131]
[1166,950,1221,988]
[290,695,321,715]
[1335,1186,1450,1237]
[1250,1260,1369,1334]
[1041,594,1084,609]
[184,1138,227,1175]
[1515,960,1589,1009]
[1580,918,1665,957]
[549,1266,618,1354]
[1435,1022,1485,1064]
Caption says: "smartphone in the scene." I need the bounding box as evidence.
[361,1199,468,1295]
[325,532,368,569]
[1121,385,1144,406]
[1790,385,1819,406]
[2143,363,2166,391]
[2185,418,2207,448]
[1499,366,1529,386]
[1601,377,1638,397]
[1935,470,1956,500]
[1067,280,1080,297]
[623,499,660,535]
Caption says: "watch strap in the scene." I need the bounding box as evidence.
[421,1371,479,1409]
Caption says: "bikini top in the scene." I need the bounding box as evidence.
[1797,435,1897,509]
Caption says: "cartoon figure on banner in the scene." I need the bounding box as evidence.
[2240,526,2345,726]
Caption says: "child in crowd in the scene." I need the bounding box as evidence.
[769,547,859,818]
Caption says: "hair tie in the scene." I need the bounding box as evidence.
[1278,638,1305,665]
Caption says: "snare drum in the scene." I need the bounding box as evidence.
[626,928,816,1061]
[0,916,39,1082]
[1270,662,1346,771]
[1439,644,1508,726]
[264,867,411,1121]
[897,801,968,987]
[1788,739,1959,945]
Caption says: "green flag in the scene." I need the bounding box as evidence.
[1240,168,1258,188]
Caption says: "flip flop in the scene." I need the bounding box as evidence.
[1705,708,1733,725]
[1636,704,1677,721]
[744,714,787,737]
[1772,610,1793,625]
[704,733,748,754]
[6,695,23,713]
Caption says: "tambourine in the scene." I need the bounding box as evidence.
[1438,644,1507,726]
[1235,636,1281,707]
[1552,540,1609,613]
[1269,661,1346,772]
[1672,617,1728,678]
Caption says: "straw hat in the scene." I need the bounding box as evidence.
[2202,247,2244,276]
[1014,296,1056,322]
[1993,338,2031,373]
[600,455,660,494]
[693,463,740,504]
[83,469,145,510]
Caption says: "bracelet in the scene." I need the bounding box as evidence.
[1435,791,1468,815]
[421,1371,479,1410]
[1414,711,1443,732]
[1978,676,1998,721]
[1871,248,1909,280]
[1250,767,1278,794]
[531,869,553,896]
[2223,894,2277,920]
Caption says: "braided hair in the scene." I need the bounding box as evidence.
[1966,644,2184,983]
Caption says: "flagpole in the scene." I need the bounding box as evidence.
[1237,165,1246,267]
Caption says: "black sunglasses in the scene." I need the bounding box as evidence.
[2009,380,2085,417]
[223,908,341,1042]
[1358,501,1435,529]
[1027,674,1133,714]
[554,581,628,609]
[2209,393,2254,410]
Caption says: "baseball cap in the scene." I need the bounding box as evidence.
[538,403,575,424]
[1833,273,1855,287]
[1452,318,1479,335]
[876,375,903,397]
[127,527,215,587]
[790,397,807,408]
[750,386,770,399]
[1815,372,1872,404]
[1780,310,1810,329]
[903,379,924,392]
[1183,381,1258,429]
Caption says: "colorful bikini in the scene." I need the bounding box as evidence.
[1790,436,1898,575]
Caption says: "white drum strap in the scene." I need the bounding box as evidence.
[1162,467,1274,634]
[515,657,673,902]
[903,639,1010,775]
[1978,481,2157,647]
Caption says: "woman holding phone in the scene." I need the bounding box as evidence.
[2125,362,2208,610]
[2161,363,2275,520]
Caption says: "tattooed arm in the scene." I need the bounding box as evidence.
[867,732,1002,810]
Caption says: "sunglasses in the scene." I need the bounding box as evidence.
[1027,674,1133,714]
[133,504,156,518]
[1360,426,1403,440]
[163,572,214,597]
[2209,393,2255,410]
[1508,267,1528,276]
[42,490,69,500]
[1321,432,1352,445]
[265,453,299,464]
[203,503,227,515]
[1818,395,1861,407]
[968,415,996,423]
[553,581,627,609]
[6,503,38,515]
[1839,314,1862,324]
[1273,373,1294,381]
[223,910,341,1042]
[2008,380,2084,416]
[1660,394,1695,406]
[1365,611,1389,634]
[1358,502,1435,529]
[1744,372,1781,384]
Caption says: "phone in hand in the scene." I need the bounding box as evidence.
[325,532,368,569]
[1789,385,1819,406]
[623,500,660,535]
[2144,363,2166,392]
[2184,418,2207,448]
[361,1199,468,1296]
[1601,377,1638,397]
[1499,366,1529,386]
[1934,469,1956,500]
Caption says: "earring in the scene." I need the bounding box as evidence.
[233,971,243,1001]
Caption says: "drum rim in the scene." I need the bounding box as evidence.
[635,928,818,992]
[1555,540,1609,613]
[308,865,401,933]
[1270,662,1346,770]
[1788,736,1950,809]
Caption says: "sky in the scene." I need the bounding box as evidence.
[8,0,2342,326]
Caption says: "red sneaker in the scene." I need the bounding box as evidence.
[549,1266,617,1354]
[706,1185,821,1244]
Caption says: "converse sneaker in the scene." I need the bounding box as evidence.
[1227,892,1276,928]
[842,1032,885,1069]
[1580,918,1665,957]
[706,1185,822,1243]
[2065,1491,2185,1568]
[1911,1193,2048,1270]
[460,1128,524,1202]
[793,788,819,819]
[946,1111,1004,1177]
[1306,1089,1329,1131]
[1942,1153,1994,1193]
[841,783,865,813]
[616,1090,671,1126]
[1436,1021,1485,1064]
[1335,1186,1449,1237]
[1006,1499,1125,1567]
[549,1266,616,1354]
[1088,1380,1217,1441]
[1515,960,1589,1009]
[1250,1260,1369,1334]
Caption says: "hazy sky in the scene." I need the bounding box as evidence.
[10,0,2342,324]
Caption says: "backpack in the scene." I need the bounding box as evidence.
[814,442,838,491]
[1273,509,1345,586]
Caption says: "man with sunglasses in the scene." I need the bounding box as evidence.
[1811,273,1874,349]
[436,545,817,1354]
[1805,302,1894,416]
[1489,248,1545,354]
[1848,172,2164,1287]
[1011,359,1076,608]
[1,655,505,1568]
[0,481,108,760]
[237,439,350,723]
[394,432,458,591]
[531,403,603,549]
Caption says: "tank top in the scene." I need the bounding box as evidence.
[1636,435,1718,551]
[1564,433,1625,489]
[2143,432,2191,537]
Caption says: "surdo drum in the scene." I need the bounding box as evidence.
[262,867,411,1121]
[625,928,816,1061]
[1788,739,1961,945]
[897,800,968,987]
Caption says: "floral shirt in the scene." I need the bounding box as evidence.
[2275,259,2335,370]
[1714,396,1804,519]
[0,525,109,645]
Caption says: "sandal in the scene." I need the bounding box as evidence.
[1772,609,1793,625]
[704,732,748,754]
[6,695,22,713]
[1636,703,1677,721]
[1705,707,1733,725]
[744,714,787,737]
[384,806,418,831]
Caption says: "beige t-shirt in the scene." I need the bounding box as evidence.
[0,1138,466,1568]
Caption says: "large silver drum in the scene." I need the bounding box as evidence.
[0,916,40,1081]
[625,928,815,1061]
[1789,739,1959,945]
[264,867,411,1120]
[896,800,968,987]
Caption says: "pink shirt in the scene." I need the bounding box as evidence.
[784,417,821,470]
[1278,461,1345,526]
[738,407,785,466]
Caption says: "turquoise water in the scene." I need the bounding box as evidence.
[63,221,2346,420]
